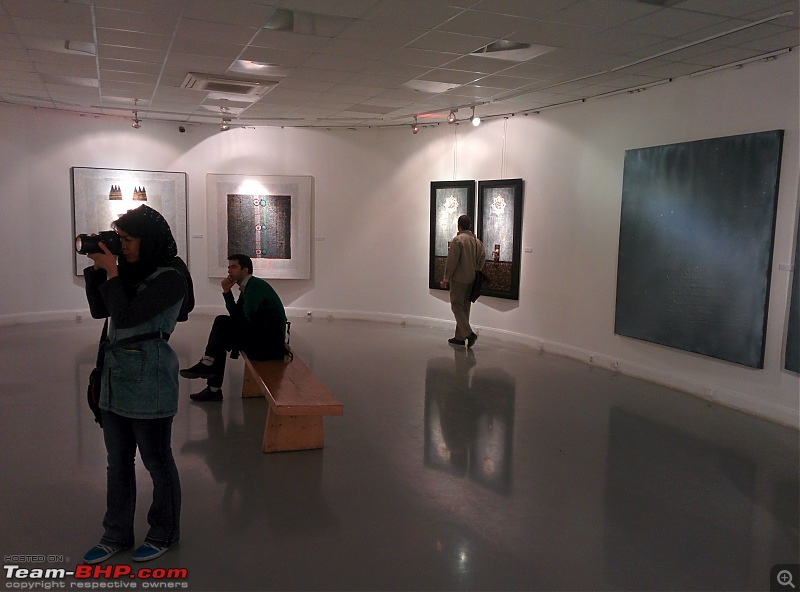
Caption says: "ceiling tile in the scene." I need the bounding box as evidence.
[12,17,94,43]
[182,0,276,27]
[250,29,331,52]
[361,0,463,28]
[409,31,496,54]
[96,29,172,52]
[2,0,91,22]
[97,45,166,64]
[94,8,177,36]
[176,19,258,45]
[438,10,531,38]
[470,0,578,20]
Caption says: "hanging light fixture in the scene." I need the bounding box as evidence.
[220,106,231,131]
[447,110,457,124]
[411,116,419,134]
[470,106,481,126]
[131,98,141,128]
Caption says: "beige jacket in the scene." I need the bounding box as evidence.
[445,230,485,283]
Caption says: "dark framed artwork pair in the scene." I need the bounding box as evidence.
[429,178,524,300]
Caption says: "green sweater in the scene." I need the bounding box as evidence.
[224,275,286,334]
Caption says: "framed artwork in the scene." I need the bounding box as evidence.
[615,130,784,368]
[206,174,312,279]
[429,180,476,290]
[71,167,188,276]
[477,178,524,300]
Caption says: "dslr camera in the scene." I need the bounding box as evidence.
[75,231,122,255]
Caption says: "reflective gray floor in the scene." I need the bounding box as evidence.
[1,317,798,591]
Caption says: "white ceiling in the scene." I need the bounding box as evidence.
[0,0,797,129]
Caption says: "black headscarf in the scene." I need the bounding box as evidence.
[112,205,179,286]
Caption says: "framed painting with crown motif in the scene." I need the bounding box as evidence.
[71,167,188,276]
[477,178,524,300]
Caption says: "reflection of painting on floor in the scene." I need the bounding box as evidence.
[227,194,291,259]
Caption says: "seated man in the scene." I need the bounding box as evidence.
[181,253,288,402]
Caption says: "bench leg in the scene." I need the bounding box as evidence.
[263,409,324,453]
[241,363,262,398]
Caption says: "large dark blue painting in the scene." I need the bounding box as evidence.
[615,130,784,368]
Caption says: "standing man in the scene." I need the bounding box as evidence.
[440,214,485,347]
[180,254,288,401]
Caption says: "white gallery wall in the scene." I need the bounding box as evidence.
[0,52,797,426]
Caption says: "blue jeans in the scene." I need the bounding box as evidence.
[99,411,181,548]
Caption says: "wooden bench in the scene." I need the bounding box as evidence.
[241,352,343,453]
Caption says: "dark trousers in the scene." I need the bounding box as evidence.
[100,411,181,548]
[204,313,286,388]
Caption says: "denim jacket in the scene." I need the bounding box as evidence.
[100,267,184,419]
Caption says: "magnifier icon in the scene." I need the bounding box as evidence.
[778,570,796,588]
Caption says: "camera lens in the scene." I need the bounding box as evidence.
[75,231,122,255]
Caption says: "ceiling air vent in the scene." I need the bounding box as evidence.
[181,73,275,96]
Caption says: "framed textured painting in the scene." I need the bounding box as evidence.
[429,180,476,290]
[477,178,524,300]
[71,167,188,276]
[615,130,784,368]
[206,174,312,279]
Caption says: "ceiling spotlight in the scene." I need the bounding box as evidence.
[131,111,141,129]
[447,110,457,124]
[470,106,481,126]
[220,118,230,131]
[412,116,419,134]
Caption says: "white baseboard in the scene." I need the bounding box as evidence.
[2,307,796,428]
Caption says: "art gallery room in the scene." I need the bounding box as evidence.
[0,0,799,590]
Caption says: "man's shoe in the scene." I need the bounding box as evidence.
[83,543,128,565]
[467,332,478,348]
[180,361,216,379]
[448,338,466,346]
[131,542,171,563]
[190,386,223,402]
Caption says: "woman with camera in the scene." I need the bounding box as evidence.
[82,204,194,564]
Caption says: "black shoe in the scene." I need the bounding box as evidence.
[180,361,216,379]
[467,332,478,348]
[190,386,223,402]
[448,338,466,346]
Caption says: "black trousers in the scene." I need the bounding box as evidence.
[204,313,285,388]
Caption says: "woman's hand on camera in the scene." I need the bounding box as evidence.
[88,242,118,278]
